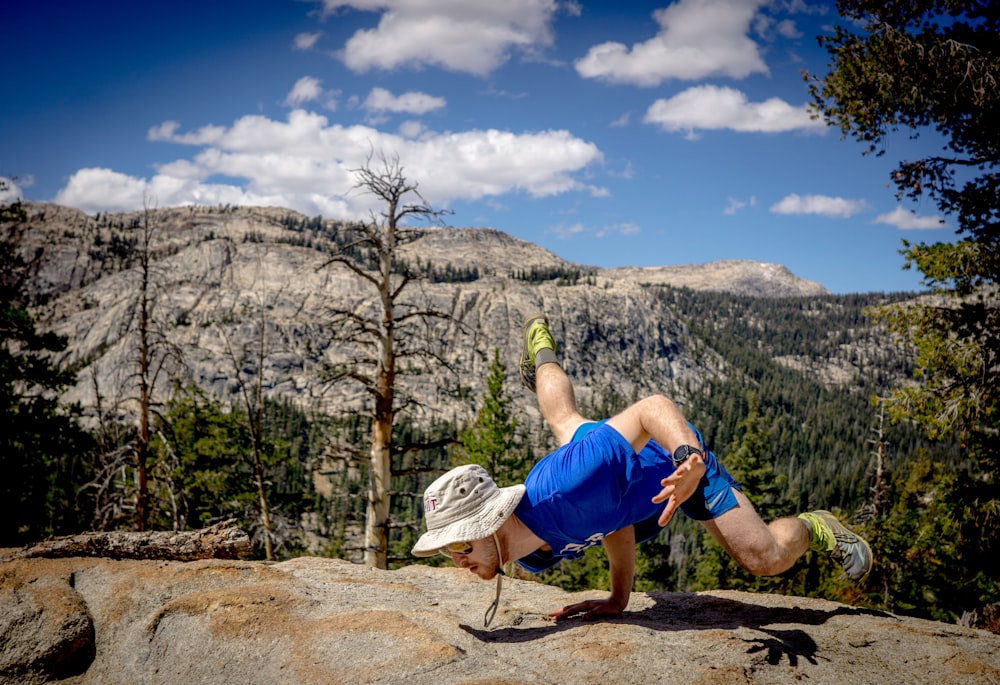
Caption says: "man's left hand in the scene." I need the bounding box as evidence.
[652,455,707,526]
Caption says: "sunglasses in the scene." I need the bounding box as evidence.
[439,540,474,556]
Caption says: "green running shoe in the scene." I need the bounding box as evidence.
[518,314,555,392]
[798,510,873,582]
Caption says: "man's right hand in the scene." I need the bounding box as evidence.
[652,455,706,526]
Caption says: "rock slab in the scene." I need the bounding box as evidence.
[2,556,999,684]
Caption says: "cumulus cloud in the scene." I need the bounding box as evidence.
[644,85,824,135]
[874,206,947,230]
[148,120,226,145]
[0,177,25,202]
[293,31,323,51]
[610,112,631,128]
[321,0,559,75]
[284,76,325,107]
[398,120,426,138]
[363,87,446,115]
[770,193,867,218]
[58,110,603,217]
[575,0,769,86]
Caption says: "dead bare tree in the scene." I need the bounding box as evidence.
[318,152,458,569]
[219,244,283,561]
[90,199,183,531]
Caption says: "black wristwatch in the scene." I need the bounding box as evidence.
[671,444,703,467]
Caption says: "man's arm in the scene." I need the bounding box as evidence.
[606,394,708,526]
[548,525,636,622]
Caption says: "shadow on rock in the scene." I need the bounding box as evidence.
[462,591,892,647]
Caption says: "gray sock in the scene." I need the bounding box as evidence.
[535,348,557,367]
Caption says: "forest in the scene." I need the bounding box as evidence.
[1,191,985,629]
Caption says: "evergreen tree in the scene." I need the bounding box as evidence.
[150,384,313,558]
[1,190,93,545]
[457,348,527,486]
[810,0,998,619]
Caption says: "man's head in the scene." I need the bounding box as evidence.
[411,464,525,564]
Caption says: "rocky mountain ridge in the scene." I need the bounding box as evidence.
[15,202,827,425]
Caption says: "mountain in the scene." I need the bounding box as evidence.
[17,202,831,427]
[14,200,918,532]
[10,201,934,607]
[601,261,828,297]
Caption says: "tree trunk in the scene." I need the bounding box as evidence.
[364,417,392,569]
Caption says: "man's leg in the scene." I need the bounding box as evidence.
[604,394,873,581]
[701,491,873,582]
[519,314,589,446]
[699,492,810,576]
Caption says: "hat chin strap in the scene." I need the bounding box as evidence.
[493,532,504,570]
[484,532,505,628]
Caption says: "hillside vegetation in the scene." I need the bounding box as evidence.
[5,202,977,626]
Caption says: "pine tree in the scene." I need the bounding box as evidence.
[458,348,527,486]
[1,190,93,544]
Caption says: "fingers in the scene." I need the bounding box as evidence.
[548,600,621,622]
[657,498,678,527]
[548,602,587,621]
[652,457,706,525]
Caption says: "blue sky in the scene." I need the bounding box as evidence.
[3,0,956,294]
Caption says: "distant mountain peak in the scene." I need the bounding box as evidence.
[599,260,828,297]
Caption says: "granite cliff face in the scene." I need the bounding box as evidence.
[16,202,823,425]
[2,555,999,685]
[602,261,828,297]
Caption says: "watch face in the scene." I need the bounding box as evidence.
[673,444,701,465]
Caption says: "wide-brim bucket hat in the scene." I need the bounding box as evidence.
[412,464,525,557]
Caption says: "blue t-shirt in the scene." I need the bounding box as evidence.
[514,422,739,573]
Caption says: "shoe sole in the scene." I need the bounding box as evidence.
[814,510,873,582]
[519,314,548,392]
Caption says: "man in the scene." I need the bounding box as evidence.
[413,314,873,625]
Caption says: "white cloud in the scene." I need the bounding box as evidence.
[595,221,640,238]
[0,177,24,202]
[644,85,824,135]
[363,87,446,115]
[549,222,585,239]
[148,120,226,144]
[575,0,769,86]
[770,193,867,218]
[874,206,947,230]
[321,0,559,75]
[398,120,426,138]
[775,19,802,39]
[293,31,323,51]
[724,196,756,215]
[607,160,634,179]
[610,112,631,128]
[57,110,603,217]
[284,76,325,107]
